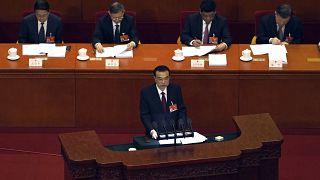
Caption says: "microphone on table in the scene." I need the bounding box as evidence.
[186,117,194,137]
[169,118,177,145]
[161,119,169,139]
[178,118,186,138]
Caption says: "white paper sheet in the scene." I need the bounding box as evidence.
[96,45,133,58]
[182,46,216,57]
[22,44,56,55]
[250,44,287,55]
[47,46,66,57]
[158,132,207,145]
[209,54,227,66]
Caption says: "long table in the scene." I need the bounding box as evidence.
[0,43,319,130]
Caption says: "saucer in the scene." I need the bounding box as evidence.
[240,56,252,62]
[172,56,185,61]
[77,55,89,61]
[7,55,20,61]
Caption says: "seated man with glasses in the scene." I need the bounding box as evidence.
[92,1,139,53]
[181,0,231,52]
[140,65,187,139]
[18,0,63,43]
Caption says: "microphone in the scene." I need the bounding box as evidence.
[178,118,186,138]
[186,117,194,137]
[152,121,158,132]
[169,118,177,145]
[161,119,169,139]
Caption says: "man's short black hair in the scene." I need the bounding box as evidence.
[200,0,216,13]
[34,0,50,11]
[109,2,124,14]
[153,65,170,77]
[276,4,292,19]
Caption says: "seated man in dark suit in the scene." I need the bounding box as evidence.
[18,0,63,44]
[180,0,232,52]
[140,65,187,139]
[257,4,303,44]
[92,1,139,53]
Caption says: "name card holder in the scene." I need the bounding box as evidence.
[191,59,205,68]
[29,58,43,67]
[105,59,119,67]
[269,59,283,68]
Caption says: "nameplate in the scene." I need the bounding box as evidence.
[29,58,43,67]
[105,59,119,67]
[191,59,205,68]
[269,59,282,68]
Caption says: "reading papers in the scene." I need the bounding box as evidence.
[158,132,207,145]
[22,44,67,57]
[96,45,133,58]
[250,44,288,64]
[182,46,216,57]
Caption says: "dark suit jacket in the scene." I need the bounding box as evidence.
[140,83,187,135]
[181,12,232,47]
[92,14,139,46]
[257,14,303,44]
[18,13,63,43]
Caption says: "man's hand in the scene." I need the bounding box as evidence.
[271,37,282,45]
[95,43,104,53]
[192,39,202,47]
[127,41,135,50]
[150,129,158,140]
[213,43,227,52]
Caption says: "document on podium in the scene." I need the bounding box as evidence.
[96,45,133,58]
[158,132,207,145]
[182,46,216,57]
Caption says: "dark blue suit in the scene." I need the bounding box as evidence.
[92,14,139,46]
[181,12,232,47]
[257,14,303,44]
[18,13,63,43]
[140,83,187,135]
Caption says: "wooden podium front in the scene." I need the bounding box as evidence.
[59,113,283,180]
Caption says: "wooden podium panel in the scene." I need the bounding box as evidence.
[59,113,283,179]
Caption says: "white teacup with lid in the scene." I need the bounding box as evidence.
[240,49,252,61]
[77,48,89,60]
[172,49,185,61]
[7,47,20,60]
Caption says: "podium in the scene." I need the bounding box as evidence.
[59,113,283,180]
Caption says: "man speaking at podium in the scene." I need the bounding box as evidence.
[140,65,187,139]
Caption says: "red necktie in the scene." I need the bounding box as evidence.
[203,23,209,44]
[161,92,166,112]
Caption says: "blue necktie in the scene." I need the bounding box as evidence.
[278,26,284,41]
[38,23,45,43]
[114,24,120,44]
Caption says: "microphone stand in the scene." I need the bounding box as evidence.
[170,119,177,146]
[161,119,169,139]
